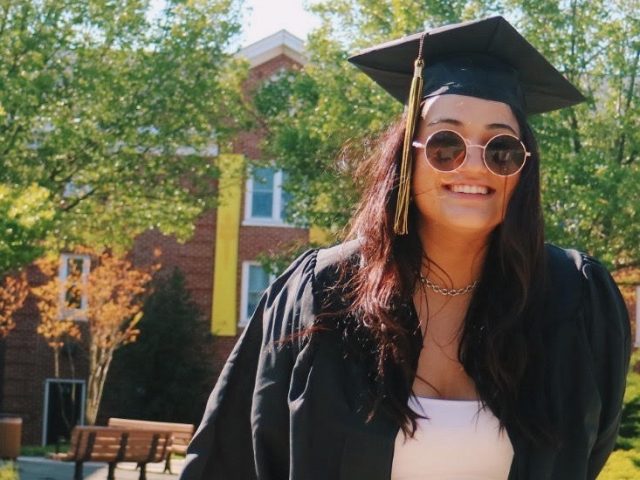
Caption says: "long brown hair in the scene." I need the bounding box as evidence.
[325,108,560,447]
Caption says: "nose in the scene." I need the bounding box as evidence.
[462,144,487,173]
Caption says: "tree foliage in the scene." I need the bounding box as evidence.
[32,246,160,424]
[0,183,55,276]
[0,271,28,338]
[257,0,639,268]
[0,0,247,268]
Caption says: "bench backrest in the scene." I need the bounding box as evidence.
[108,418,194,452]
[66,426,171,463]
[122,429,172,463]
[68,427,127,462]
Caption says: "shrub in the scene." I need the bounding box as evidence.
[104,267,212,424]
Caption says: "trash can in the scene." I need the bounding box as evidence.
[0,416,22,460]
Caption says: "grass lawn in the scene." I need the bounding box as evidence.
[600,350,640,477]
[600,448,640,479]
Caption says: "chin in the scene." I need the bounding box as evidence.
[425,213,502,237]
[416,203,500,233]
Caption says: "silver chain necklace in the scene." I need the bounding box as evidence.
[419,274,479,297]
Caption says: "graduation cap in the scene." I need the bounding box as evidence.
[348,16,585,235]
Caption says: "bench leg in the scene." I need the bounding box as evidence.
[74,462,83,480]
[163,453,172,474]
[138,463,147,480]
[107,463,116,480]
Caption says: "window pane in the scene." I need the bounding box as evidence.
[247,292,262,320]
[253,167,274,191]
[64,284,82,310]
[251,167,275,218]
[67,257,83,276]
[246,265,271,319]
[249,265,269,291]
[252,192,273,218]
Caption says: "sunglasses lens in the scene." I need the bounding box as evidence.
[425,131,466,172]
[485,135,526,175]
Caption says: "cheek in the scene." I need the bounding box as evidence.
[411,153,439,195]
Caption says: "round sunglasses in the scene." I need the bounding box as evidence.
[412,129,531,177]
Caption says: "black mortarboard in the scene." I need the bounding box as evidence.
[348,15,585,115]
[347,16,585,234]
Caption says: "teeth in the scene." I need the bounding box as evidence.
[450,184,489,195]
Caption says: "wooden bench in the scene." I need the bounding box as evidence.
[50,426,171,480]
[108,418,194,473]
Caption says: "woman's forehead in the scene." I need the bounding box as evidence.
[420,94,518,128]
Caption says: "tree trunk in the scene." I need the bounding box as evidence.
[85,345,115,425]
[86,343,99,425]
[53,345,60,378]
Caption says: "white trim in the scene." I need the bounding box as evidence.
[238,30,306,68]
[42,378,86,446]
[239,262,275,327]
[59,254,91,321]
[241,219,299,228]
[243,168,291,226]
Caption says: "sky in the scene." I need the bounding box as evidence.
[149,1,321,47]
[242,0,321,45]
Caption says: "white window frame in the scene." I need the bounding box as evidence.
[41,378,86,446]
[239,261,276,327]
[59,253,91,321]
[243,167,293,227]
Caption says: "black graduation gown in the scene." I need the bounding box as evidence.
[180,241,632,480]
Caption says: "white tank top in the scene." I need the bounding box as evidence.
[391,396,514,480]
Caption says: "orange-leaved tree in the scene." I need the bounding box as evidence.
[0,271,29,338]
[32,256,83,377]
[33,247,161,424]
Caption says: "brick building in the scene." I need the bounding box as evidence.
[1,30,324,446]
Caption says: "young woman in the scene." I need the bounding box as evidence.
[180,16,631,480]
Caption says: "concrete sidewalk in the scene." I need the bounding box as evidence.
[16,457,184,480]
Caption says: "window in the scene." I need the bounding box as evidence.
[59,254,91,320]
[244,166,291,225]
[240,262,275,326]
[42,379,86,446]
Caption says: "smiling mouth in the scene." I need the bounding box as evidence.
[445,184,495,195]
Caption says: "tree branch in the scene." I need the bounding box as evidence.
[615,47,639,164]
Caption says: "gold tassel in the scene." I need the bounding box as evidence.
[394,56,424,235]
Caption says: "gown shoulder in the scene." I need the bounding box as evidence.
[544,243,632,475]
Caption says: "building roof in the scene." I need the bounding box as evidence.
[238,30,306,68]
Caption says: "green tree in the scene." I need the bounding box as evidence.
[506,0,640,268]
[105,267,211,424]
[0,183,55,275]
[255,0,639,268]
[0,0,248,266]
